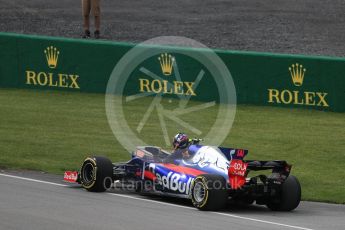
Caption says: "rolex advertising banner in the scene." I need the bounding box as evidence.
[216,51,345,111]
[0,32,344,112]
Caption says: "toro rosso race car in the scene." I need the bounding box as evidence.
[64,140,301,211]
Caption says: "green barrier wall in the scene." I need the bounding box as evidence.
[0,32,344,112]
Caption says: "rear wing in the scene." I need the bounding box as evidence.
[228,159,292,190]
[219,147,291,174]
[226,152,292,190]
[246,160,292,173]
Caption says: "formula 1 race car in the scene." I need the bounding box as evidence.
[64,141,301,211]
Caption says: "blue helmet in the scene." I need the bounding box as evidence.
[172,133,189,149]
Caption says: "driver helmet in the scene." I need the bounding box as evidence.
[172,133,190,150]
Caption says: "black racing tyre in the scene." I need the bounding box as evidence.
[267,175,301,211]
[80,156,113,192]
[191,174,228,211]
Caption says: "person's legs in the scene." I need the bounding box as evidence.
[95,15,100,31]
[82,0,91,37]
[92,0,101,38]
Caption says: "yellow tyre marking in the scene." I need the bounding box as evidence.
[81,157,97,189]
[193,176,209,208]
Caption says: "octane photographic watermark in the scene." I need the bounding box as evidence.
[102,176,243,192]
[105,36,237,152]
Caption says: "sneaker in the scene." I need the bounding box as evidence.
[94,30,100,39]
[82,30,91,39]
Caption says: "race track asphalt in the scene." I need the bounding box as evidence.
[0,170,344,230]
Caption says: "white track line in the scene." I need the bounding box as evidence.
[0,173,314,230]
[213,212,314,230]
[0,173,68,187]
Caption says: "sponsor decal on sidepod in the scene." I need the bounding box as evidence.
[150,163,193,194]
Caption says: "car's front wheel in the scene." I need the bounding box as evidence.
[191,174,228,211]
[80,156,113,192]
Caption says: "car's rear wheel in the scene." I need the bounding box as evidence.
[191,174,228,211]
[266,175,301,211]
[80,156,113,192]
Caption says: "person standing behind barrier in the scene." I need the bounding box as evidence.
[82,0,101,39]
